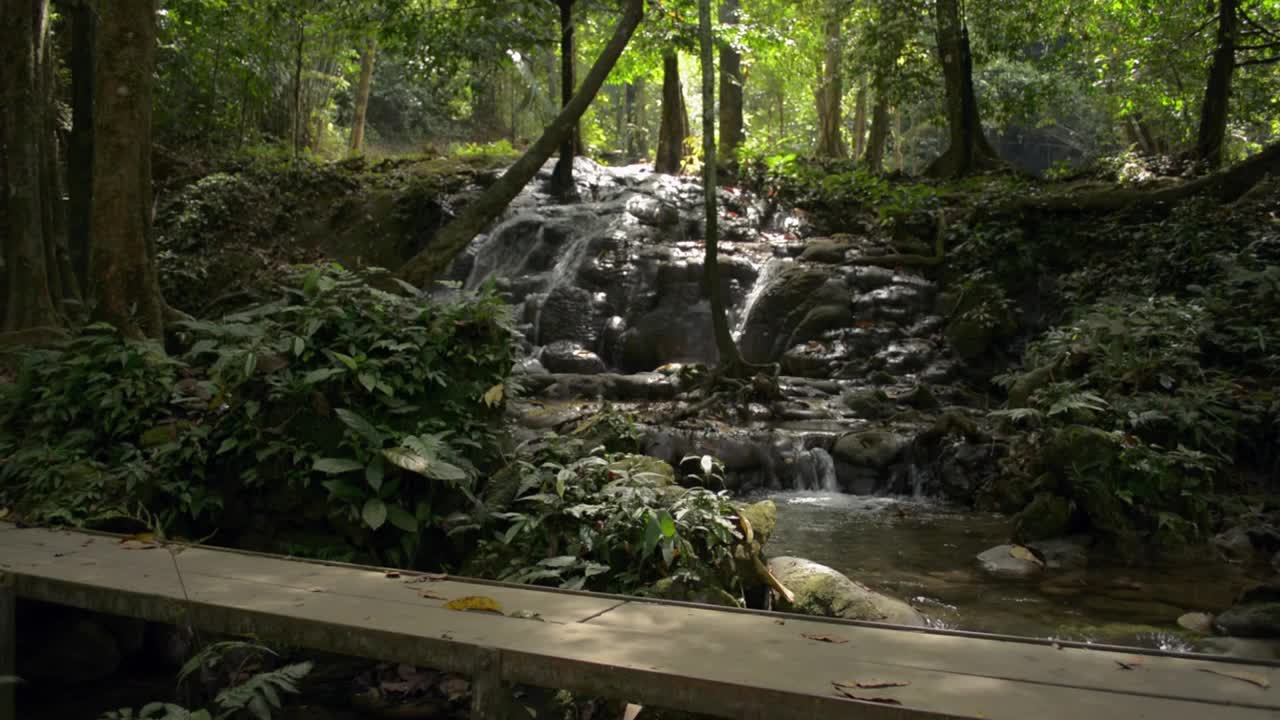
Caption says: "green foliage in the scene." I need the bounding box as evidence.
[739,152,940,224]
[470,440,744,597]
[0,265,516,566]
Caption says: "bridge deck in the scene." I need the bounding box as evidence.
[1,522,1277,719]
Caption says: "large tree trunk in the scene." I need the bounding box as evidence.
[397,0,645,288]
[349,36,377,155]
[864,87,891,173]
[2,0,60,332]
[625,79,649,161]
[717,0,745,172]
[67,0,94,291]
[851,81,868,160]
[926,0,1002,177]
[1196,0,1238,170]
[815,10,847,158]
[655,51,690,174]
[90,0,165,339]
[550,0,578,196]
[699,0,743,370]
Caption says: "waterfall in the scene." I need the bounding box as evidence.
[812,448,839,492]
[733,257,784,342]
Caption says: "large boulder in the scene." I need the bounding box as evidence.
[540,341,607,375]
[767,556,924,625]
[1215,603,1280,638]
[738,266,848,363]
[833,430,908,469]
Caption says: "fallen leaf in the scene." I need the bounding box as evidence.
[622,703,644,720]
[123,532,156,543]
[444,595,503,614]
[417,589,446,600]
[384,571,401,579]
[0,508,9,520]
[802,633,848,644]
[307,587,326,593]
[1115,658,1144,671]
[482,383,505,407]
[832,685,903,705]
[773,619,786,625]
[118,539,159,550]
[837,680,910,690]
[1198,668,1271,689]
[1009,545,1044,565]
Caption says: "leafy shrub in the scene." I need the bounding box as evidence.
[0,265,517,567]
[467,439,746,598]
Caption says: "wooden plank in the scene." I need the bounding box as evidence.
[587,600,1280,709]
[1,525,1276,720]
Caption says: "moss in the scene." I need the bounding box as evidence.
[1013,493,1074,543]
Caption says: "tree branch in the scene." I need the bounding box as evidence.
[1236,54,1280,67]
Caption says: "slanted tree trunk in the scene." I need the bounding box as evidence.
[1196,0,1238,169]
[655,51,690,174]
[90,0,165,339]
[349,36,377,155]
[851,81,868,160]
[926,0,1002,177]
[67,0,94,291]
[718,0,745,173]
[550,0,578,196]
[699,0,744,371]
[865,86,892,173]
[815,9,847,158]
[397,0,645,288]
[3,0,60,332]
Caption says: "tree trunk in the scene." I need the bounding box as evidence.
[2,0,60,332]
[67,0,94,291]
[865,88,891,173]
[718,0,745,172]
[655,51,689,174]
[851,81,868,160]
[926,0,1002,177]
[292,22,305,159]
[397,0,645,288]
[815,10,847,158]
[90,0,164,339]
[349,36,377,155]
[699,0,744,370]
[625,79,649,160]
[1196,0,1237,170]
[550,0,577,196]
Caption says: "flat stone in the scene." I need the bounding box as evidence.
[976,545,1044,579]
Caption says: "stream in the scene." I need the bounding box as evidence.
[759,490,1264,651]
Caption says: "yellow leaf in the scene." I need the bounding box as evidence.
[0,508,10,520]
[444,596,504,614]
[1198,668,1271,689]
[482,383,504,407]
[1009,545,1044,565]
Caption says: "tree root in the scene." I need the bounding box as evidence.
[847,210,947,268]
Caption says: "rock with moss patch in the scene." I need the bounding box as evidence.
[1215,603,1280,638]
[767,556,924,625]
[647,577,741,607]
[976,544,1044,578]
[1013,493,1074,543]
[833,430,908,469]
[842,387,893,419]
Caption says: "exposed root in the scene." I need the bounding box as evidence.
[847,210,947,268]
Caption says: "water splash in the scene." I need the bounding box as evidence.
[733,257,784,342]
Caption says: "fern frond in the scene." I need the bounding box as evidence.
[990,407,1045,426]
[214,661,313,720]
[177,641,277,687]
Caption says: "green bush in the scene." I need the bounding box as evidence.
[0,265,517,567]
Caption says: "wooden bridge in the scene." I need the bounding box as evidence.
[1,521,1277,719]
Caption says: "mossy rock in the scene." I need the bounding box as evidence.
[767,556,924,625]
[941,281,1018,360]
[735,499,777,550]
[1013,492,1074,543]
[842,387,892,418]
[608,455,676,486]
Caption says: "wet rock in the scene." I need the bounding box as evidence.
[1212,526,1259,562]
[845,266,897,292]
[832,430,908,469]
[1215,603,1280,638]
[768,556,924,625]
[1177,612,1216,634]
[738,265,845,363]
[513,357,549,375]
[902,384,940,410]
[618,301,720,372]
[1027,536,1090,571]
[976,544,1044,579]
[841,387,892,419]
[1013,493,1074,543]
[540,341,607,375]
[625,195,679,226]
[873,338,936,374]
[536,285,601,346]
[799,237,852,264]
[854,285,932,322]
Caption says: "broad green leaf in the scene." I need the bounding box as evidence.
[365,457,385,490]
[336,409,384,444]
[301,368,345,385]
[658,510,677,538]
[332,352,359,370]
[362,498,388,530]
[482,383,504,407]
[243,352,257,377]
[386,504,418,532]
[642,515,661,557]
[313,458,364,474]
[358,373,377,392]
[540,555,580,568]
